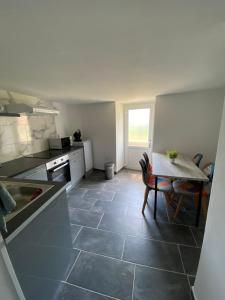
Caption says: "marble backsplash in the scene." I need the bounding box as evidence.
[0,90,57,162]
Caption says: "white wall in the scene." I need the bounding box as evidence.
[153,88,225,164]
[54,102,83,137]
[193,98,225,300]
[115,102,124,172]
[53,101,118,171]
[80,102,117,170]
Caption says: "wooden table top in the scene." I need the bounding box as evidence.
[152,153,209,181]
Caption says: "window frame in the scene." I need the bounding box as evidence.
[127,107,151,148]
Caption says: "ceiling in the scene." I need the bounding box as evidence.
[0,0,225,103]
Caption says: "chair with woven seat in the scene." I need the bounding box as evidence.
[143,152,150,166]
[143,152,152,175]
[172,162,214,219]
[192,153,203,167]
[139,159,173,214]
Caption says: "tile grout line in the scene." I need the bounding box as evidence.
[125,260,186,276]
[71,189,88,198]
[72,247,186,276]
[189,226,198,247]
[81,189,89,198]
[120,238,126,260]
[187,274,195,288]
[97,213,104,229]
[69,183,205,230]
[84,200,205,229]
[72,226,83,244]
[90,199,98,211]
[187,274,191,288]
[33,233,202,259]
[62,281,121,300]
[69,206,100,213]
[177,244,186,274]
[186,275,191,288]
[69,187,88,198]
[110,191,117,202]
[176,243,201,249]
[69,224,199,248]
[131,264,136,300]
[79,225,124,237]
[164,195,172,223]
[16,272,60,283]
[65,250,82,282]
[33,225,200,251]
[20,172,201,300]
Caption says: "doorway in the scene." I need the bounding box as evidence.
[124,103,154,170]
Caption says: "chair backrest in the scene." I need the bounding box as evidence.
[139,159,148,185]
[143,152,149,166]
[193,153,203,167]
[143,152,153,174]
[202,162,215,181]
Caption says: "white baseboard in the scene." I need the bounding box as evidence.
[192,286,198,300]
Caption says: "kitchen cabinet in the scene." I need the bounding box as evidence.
[73,140,93,174]
[0,236,25,299]
[13,164,48,181]
[68,148,85,186]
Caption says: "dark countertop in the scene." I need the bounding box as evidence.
[0,146,83,178]
[0,157,49,178]
[0,177,67,239]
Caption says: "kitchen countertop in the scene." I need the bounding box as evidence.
[0,146,83,178]
[0,177,67,239]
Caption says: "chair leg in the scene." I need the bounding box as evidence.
[193,194,198,209]
[173,195,183,219]
[166,192,176,206]
[202,198,208,218]
[164,192,171,205]
[194,194,208,218]
[142,186,150,214]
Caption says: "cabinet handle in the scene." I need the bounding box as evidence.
[50,162,69,173]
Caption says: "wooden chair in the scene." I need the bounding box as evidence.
[143,152,150,166]
[192,153,203,167]
[139,159,173,214]
[172,162,214,219]
[143,152,152,176]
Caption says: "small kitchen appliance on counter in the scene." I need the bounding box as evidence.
[49,137,71,149]
[73,129,82,142]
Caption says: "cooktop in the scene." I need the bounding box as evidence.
[25,149,71,159]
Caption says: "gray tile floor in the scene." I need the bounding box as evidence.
[7,170,205,300]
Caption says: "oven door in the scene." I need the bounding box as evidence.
[47,161,71,182]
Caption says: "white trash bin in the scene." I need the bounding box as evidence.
[104,162,115,180]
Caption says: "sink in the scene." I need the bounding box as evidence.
[0,181,54,221]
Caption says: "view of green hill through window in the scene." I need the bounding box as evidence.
[128,108,150,147]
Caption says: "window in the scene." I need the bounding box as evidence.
[128,108,150,147]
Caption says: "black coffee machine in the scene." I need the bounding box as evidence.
[73,129,82,142]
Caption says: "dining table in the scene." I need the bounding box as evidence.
[151,152,209,226]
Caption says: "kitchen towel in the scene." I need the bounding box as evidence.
[0,183,16,232]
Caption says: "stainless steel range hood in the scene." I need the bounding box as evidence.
[0,111,20,117]
[3,103,59,116]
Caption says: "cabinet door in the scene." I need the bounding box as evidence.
[26,168,48,181]
[14,165,48,181]
[69,150,85,186]
[83,140,93,172]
